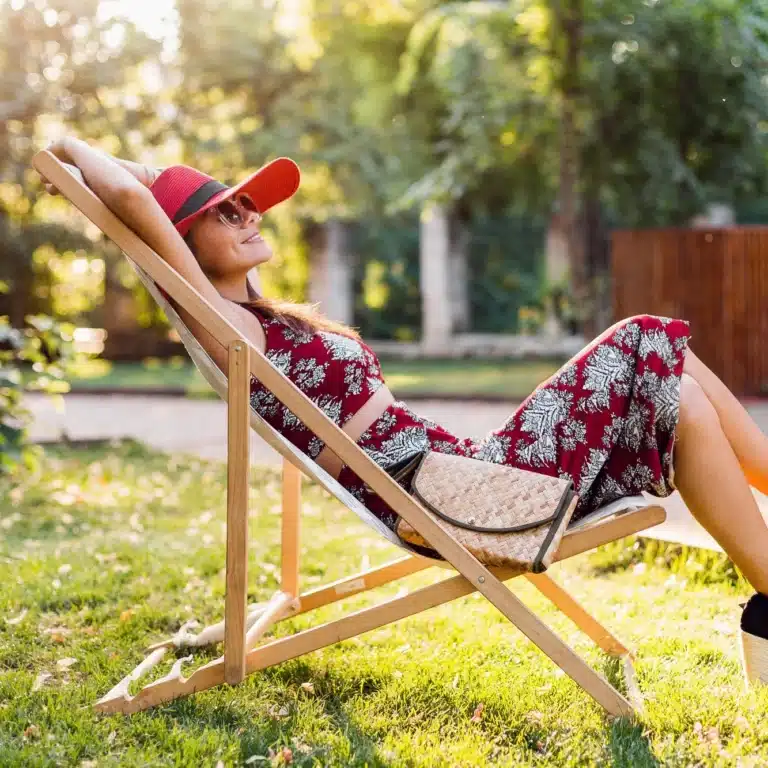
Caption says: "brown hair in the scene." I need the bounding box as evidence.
[185,233,360,339]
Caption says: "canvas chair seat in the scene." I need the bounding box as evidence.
[34,149,668,719]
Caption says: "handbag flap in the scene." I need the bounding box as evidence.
[411,452,573,533]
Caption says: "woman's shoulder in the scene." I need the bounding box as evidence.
[226,300,267,353]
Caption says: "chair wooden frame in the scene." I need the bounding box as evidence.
[33,150,666,719]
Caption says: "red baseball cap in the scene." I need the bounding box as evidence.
[150,158,300,236]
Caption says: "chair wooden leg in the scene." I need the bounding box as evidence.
[281,459,302,598]
[224,340,250,685]
[525,573,632,658]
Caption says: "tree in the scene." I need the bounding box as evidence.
[0,0,161,328]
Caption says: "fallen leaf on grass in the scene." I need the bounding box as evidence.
[23,724,40,740]
[292,741,311,755]
[57,657,77,670]
[44,627,72,643]
[693,721,722,746]
[705,726,721,745]
[272,747,293,766]
[119,609,134,622]
[32,672,52,692]
[7,609,28,626]
[470,703,484,723]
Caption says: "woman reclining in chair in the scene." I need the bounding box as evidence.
[41,136,768,684]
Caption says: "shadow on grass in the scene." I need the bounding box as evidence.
[602,655,659,767]
[149,658,562,766]
[159,660,399,767]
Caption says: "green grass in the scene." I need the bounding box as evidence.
[61,357,563,400]
[3,443,768,766]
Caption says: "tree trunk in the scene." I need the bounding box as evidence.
[550,0,587,330]
[583,194,609,337]
[308,219,354,326]
[420,203,453,354]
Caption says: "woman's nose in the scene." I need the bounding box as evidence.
[243,209,259,227]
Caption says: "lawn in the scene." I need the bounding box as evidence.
[62,357,564,400]
[3,443,768,766]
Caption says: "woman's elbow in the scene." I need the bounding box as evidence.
[110,183,154,218]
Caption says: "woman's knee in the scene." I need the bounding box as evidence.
[678,373,720,437]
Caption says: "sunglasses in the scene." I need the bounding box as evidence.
[210,194,262,229]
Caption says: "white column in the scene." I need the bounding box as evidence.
[420,203,453,353]
[542,213,569,337]
[449,219,470,333]
[308,219,353,325]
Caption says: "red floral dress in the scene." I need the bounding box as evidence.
[248,310,691,534]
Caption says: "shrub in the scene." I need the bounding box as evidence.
[0,282,78,475]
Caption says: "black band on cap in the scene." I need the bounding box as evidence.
[173,179,229,224]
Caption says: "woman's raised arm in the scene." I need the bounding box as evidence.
[42,137,265,367]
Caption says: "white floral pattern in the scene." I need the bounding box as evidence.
[248,316,388,470]
[344,364,364,395]
[320,332,366,361]
[293,358,327,390]
[579,344,633,413]
[514,388,573,467]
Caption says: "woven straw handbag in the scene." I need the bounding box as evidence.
[391,452,578,572]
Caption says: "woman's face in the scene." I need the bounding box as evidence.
[186,196,273,279]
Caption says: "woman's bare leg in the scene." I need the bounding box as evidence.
[674,374,768,594]
[683,349,768,495]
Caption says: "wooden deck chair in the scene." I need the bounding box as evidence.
[33,150,667,718]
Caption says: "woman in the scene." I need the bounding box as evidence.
[41,137,768,682]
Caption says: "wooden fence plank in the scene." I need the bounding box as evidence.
[612,227,768,396]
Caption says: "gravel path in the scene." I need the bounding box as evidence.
[24,393,768,551]
[24,394,517,464]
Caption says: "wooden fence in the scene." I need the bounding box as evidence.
[612,228,768,396]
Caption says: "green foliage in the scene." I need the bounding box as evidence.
[350,217,422,340]
[0,0,163,331]
[0,300,78,475]
[5,0,768,336]
[468,213,548,334]
[590,536,745,588]
[579,0,768,225]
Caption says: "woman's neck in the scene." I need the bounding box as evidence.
[212,273,251,303]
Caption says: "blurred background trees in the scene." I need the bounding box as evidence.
[3,0,768,347]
